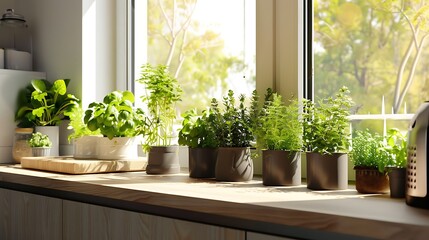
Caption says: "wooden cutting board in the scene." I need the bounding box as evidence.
[21,156,147,174]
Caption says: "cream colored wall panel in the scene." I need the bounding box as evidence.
[63,200,244,240]
[247,231,297,240]
[0,188,62,240]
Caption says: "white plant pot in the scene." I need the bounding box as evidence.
[73,136,101,159]
[32,147,51,157]
[35,126,59,156]
[97,137,137,160]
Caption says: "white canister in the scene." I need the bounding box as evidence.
[0,49,4,69]
[5,49,32,71]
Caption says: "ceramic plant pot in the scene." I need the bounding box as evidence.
[32,147,51,157]
[97,137,137,160]
[189,147,218,178]
[388,167,406,198]
[262,150,301,186]
[215,147,253,182]
[73,135,101,159]
[146,146,180,174]
[306,152,348,190]
[354,167,389,194]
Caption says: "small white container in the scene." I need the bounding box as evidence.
[32,147,51,157]
[5,49,32,71]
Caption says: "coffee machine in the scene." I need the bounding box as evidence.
[406,102,429,209]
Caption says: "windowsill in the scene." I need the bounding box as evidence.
[0,164,428,239]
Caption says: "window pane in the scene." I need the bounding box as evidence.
[134,0,256,114]
[314,0,429,131]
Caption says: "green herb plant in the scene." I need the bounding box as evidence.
[84,91,149,140]
[249,88,274,150]
[16,79,79,127]
[137,63,183,152]
[28,132,52,148]
[302,86,354,154]
[217,90,253,148]
[351,129,388,173]
[380,128,408,168]
[178,108,219,148]
[259,94,302,151]
[67,105,101,142]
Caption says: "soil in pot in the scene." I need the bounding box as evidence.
[354,167,389,194]
[306,152,348,190]
[146,146,180,174]
[215,147,253,182]
[189,147,217,178]
[262,150,301,186]
[388,167,406,198]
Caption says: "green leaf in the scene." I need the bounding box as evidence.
[31,79,47,92]
[52,79,67,95]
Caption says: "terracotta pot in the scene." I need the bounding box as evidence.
[146,146,180,174]
[388,167,406,198]
[215,147,253,182]
[262,150,301,186]
[306,152,348,190]
[354,167,389,194]
[189,147,217,178]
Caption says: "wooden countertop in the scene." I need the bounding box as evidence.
[0,165,429,240]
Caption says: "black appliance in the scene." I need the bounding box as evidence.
[406,102,429,209]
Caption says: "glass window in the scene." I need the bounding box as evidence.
[313,0,428,132]
[133,0,256,114]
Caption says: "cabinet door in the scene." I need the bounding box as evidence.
[0,188,62,240]
[63,200,245,240]
[247,232,298,240]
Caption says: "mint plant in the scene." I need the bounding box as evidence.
[178,108,219,148]
[302,86,354,154]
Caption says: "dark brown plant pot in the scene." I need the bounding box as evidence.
[189,147,218,178]
[388,167,406,198]
[215,147,253,182]
[262,150,301,186]
[306,152,348,190]
[146,146,180,174]
[354,167,389,194]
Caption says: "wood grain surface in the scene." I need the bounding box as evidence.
[20,156,147,174]
[1,165,429,239]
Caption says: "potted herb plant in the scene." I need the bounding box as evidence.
[178,107,219,178]
[137,63,183,174]
[302,86,354,190]
[214,90,254,182]
[15,79,79,156]
[351,129,390,194]
[28,132,52,157]
[258,93,302,186]
[67,105,101,159]
[84,90,149,160]
[381,128,407,198]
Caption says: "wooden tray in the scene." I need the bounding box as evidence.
[21,156,147,174]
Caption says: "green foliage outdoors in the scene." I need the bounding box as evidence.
[303,86,354,154]
[84,91,149,140]
[259,94,302,151]
[137,63,183,151]
[315,0,429,132]
[147,0,247,112]
[15,79,79,127]
[28,132,52,148]
[178,108,219,148]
